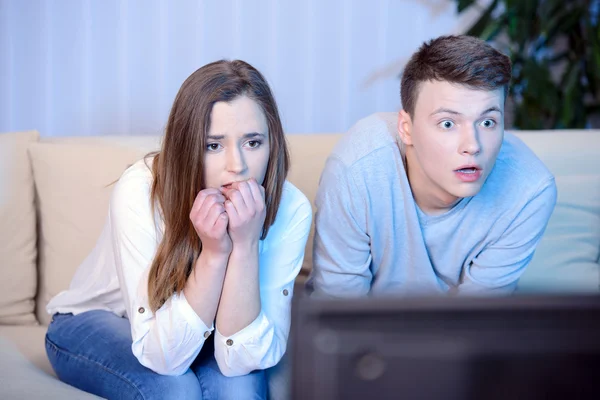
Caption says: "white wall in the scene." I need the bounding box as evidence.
[0,0,477,136]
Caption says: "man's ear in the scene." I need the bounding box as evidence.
[397,109,413,146]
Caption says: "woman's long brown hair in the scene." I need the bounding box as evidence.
[147,60,289,312]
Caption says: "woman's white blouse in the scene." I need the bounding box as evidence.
[47,159,312,377]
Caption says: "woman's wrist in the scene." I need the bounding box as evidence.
[230,239,259,257]
[197,249,230,269]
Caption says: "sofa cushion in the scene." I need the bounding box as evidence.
[0,333,101,399]
[0,325,52,376]
[29,138,160,325]
[0,130,39,325]
[286,134,341,274]
[514,130,600,292]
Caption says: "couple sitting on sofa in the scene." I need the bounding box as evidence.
[44,34,557,399]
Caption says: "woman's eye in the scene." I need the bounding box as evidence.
[481,119,496,128]
[440,120,454,129]
[207,143,221,151]
[246,140,261,148]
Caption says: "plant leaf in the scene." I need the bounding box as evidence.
[457,0,477,13]
[452,0,600,128]
[465,0,499,37]
[480,16,506,41]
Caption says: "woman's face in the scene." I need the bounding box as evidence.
[203,95,270,189]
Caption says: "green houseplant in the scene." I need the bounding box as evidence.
[455,0,600,129]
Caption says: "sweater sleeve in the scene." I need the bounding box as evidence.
[458,177,558,295]
[307,156,373,298]
[109,167,213,376]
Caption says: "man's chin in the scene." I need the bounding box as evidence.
[450,183,484,199]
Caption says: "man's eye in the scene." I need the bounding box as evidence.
[481,119,496,128]
[440,120,454,129]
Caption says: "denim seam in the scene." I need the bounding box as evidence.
[45,335,146,400]
[196,368,208,400]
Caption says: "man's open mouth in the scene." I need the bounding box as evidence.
[455,167,479,174]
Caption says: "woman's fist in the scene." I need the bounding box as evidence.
[220,178,266,247]
[189,188,232,257]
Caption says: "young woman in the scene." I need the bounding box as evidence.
[45,60,312,400]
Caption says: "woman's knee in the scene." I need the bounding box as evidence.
[197,368,268,400]
[225,370,268,400]
[144,372,204,400]
[46,334,203,400]
[45,335,146,400]
[45,311,204,400]
[46,311,132,353]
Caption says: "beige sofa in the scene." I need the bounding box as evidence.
[1,122,599,398]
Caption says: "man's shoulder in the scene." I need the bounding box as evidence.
[487,132,555,196]
[330,112,399,167]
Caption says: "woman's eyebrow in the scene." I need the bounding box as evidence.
[207,132,266,140]
[243,132,266,139]
[207,134,225,140]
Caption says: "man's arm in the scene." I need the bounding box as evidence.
[307,156,373,297]
[458,177,558,295]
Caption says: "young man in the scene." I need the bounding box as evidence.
[307,35,557,297]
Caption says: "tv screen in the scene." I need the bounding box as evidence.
[291,295,600,400]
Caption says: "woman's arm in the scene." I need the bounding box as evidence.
[214,182,312,377]
[182,251,228,333]
[216,179,263,337]
[183,188,233,332]
[216,243,261,336]
[111,166,219,376]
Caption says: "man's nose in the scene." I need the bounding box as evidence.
[459,126,481,155]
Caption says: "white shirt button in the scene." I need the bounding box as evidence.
[204,331,211,339]
[226,339,234,346]
[138,307,145,314]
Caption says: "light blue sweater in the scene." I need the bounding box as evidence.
[307,112,557,297]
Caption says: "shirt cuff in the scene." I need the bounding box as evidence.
[215,309,269,347]
[175,291,214,333]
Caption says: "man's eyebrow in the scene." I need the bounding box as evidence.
[479,106,503,116]
[206,132,266,140]
[430,108,462,116]
[429,106,503,117]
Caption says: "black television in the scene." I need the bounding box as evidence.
[291,294,600,400]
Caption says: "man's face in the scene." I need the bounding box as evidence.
[399,80,504,212]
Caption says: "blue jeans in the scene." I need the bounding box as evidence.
[45,310,267,400]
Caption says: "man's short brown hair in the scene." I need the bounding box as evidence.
[401,35,512,116]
